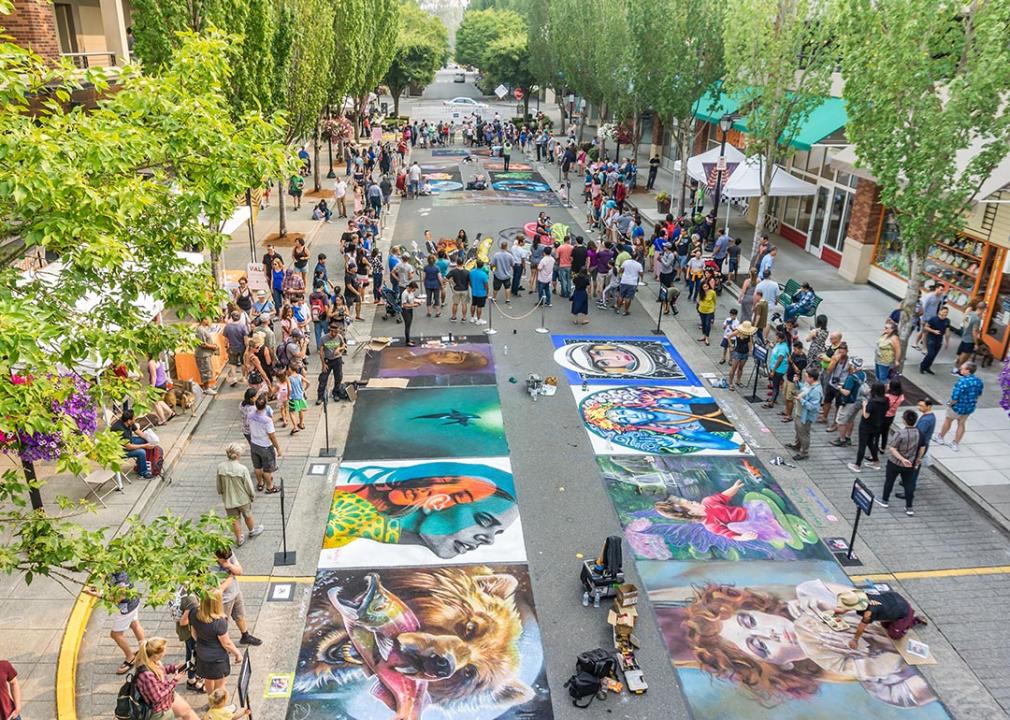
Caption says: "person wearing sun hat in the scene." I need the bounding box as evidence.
[836,588,927,649]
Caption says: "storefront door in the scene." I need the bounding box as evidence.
[806,187,830,254]
[982,247,1010,360]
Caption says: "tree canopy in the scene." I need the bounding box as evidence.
[0,9,290,604]
[837,0,1010,361]
[383,1,450,116]
[454,7,521,69]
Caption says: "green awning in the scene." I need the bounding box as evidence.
[691,82,750,124]
[731,95,848,150]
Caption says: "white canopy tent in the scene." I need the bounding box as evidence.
[673,144,748,184]
[723,156,817,198]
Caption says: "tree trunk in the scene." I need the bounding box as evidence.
[210,247,225,289]
[278,178,287,238]
[392,90,402,118]
[751,151,776,257]
[598,102,608,160]
[649,113,664,160]
[523,93,530,119]
[896,247,926,373]
[312,122,322,193]
[677,117,693,215]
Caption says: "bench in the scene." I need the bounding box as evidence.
[778,278,823,318]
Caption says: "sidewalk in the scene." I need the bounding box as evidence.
[552,144,1010,529]
[1,184,395,719]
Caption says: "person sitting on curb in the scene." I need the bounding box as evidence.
[215,443,263,547]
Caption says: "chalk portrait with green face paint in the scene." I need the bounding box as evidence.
[318,458,526,568]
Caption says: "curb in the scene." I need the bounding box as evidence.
[55,381,223,720]
[930,459,1010,538]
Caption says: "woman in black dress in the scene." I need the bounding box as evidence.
[186,588,241,695]
[848,382,888,473]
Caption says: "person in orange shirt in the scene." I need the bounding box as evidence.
[556,235,574,298]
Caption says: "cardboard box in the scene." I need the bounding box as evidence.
[615,583,639,607]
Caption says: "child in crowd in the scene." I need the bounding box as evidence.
[275,367,291,429]
[287,363,309,435]
[204,688,250,720]
[719,308,740,365]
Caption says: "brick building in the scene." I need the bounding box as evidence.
[5,0,131,67]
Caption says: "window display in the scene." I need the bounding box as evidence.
[873,210,987,309]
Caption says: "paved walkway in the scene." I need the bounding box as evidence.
[530,152,1010,717]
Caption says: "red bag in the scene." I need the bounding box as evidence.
[145,446,164,478]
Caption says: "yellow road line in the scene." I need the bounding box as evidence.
[852,564,1010,583]
[55,592,97,720]
[238,575,316,583]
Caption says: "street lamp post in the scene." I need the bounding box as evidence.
[325,107,336,179]
[711,114,735,248]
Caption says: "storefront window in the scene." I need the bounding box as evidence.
[791,150,809,175]
[783,197,800,227]
[825,188,851,251]
[797,194,814,235]
[874,209,987,309]
[806,146,826,177]
[985,268,1010,352]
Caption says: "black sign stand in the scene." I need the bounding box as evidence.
[238,649,252,717]
[319,395,337,458]
[273,478,297,567]
[745,341,768,403]
[847,479,874,561]
[652,287,667,336]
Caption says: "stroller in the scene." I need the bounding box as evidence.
[380,286,402,323]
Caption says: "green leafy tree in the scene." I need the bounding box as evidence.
[837,0,1010,366]
[383,2,450,117]
[628,0,723,208]
[482,31,535,115]
[722,0,836,252]
[130,0,279,115]
[454,7,520,69]
[0,12,291,603]
[275,0,335,234]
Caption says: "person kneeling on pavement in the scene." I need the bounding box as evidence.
[215,443,263,547]
[835,588,927,646]
[111,409,161,479]
[212,548,261,646]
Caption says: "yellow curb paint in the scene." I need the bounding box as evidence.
[851,564,1010,583]
[55,592,97,720]
[238,575,315,583]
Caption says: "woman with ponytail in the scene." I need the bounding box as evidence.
[133,637,199,719]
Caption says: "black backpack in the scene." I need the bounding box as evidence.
[577,648,617,679]
[564,671,601,708]
[114,668,152,720]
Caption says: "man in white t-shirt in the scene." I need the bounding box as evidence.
[408,162,422,198]
[248,396,282,493]
[333,178,348,218]
[617,257,644,316]
[755,269,780,308]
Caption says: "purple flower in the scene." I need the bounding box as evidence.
[1000,358,1010,415]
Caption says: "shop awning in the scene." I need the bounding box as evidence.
[723,156,817,198]
[730,95,847,151]
[674,144,748,185]
[692,83,751,124]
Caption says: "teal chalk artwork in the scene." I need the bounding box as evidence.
[342,386,508,461]
[318,458,526,568]
[597,456,830,562]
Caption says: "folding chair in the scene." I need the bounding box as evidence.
[79,468,119,508]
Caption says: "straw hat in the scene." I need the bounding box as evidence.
[836,590,869,612]
[736,321,758,336]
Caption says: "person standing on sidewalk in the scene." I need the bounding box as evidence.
[316,323,346,404]
[711,228,731,273]
[536,247,555,307]
[646,154,660,190]
[502,140,512,172]
[873,321,902,383]
[935,361,984,452]
[400,281,422,345]
[786,368,822,460]
[446,256,471,323]
[248,396,282,493]
[0,659,22,720]
[222,312,248,387]
[84,570,145,675]
[213,549,262,647]
[954,300,986,371]
[333,177,348,218]
[878,410,924,516]
[216,444,263,546]
[195,317,220,396]
[187,589,242,696]
[556,236,573,299]
[918,306,950,374]
[830,357,867,447]
[913,282,945,349]
[469,261,490,325]
[848,382,887,474]
[763,331,790,408]
[781,340,808,422]
[896,397,936,503]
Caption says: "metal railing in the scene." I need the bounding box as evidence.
[60,51,119,69]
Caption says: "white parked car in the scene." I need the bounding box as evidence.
[442,97,489,111]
